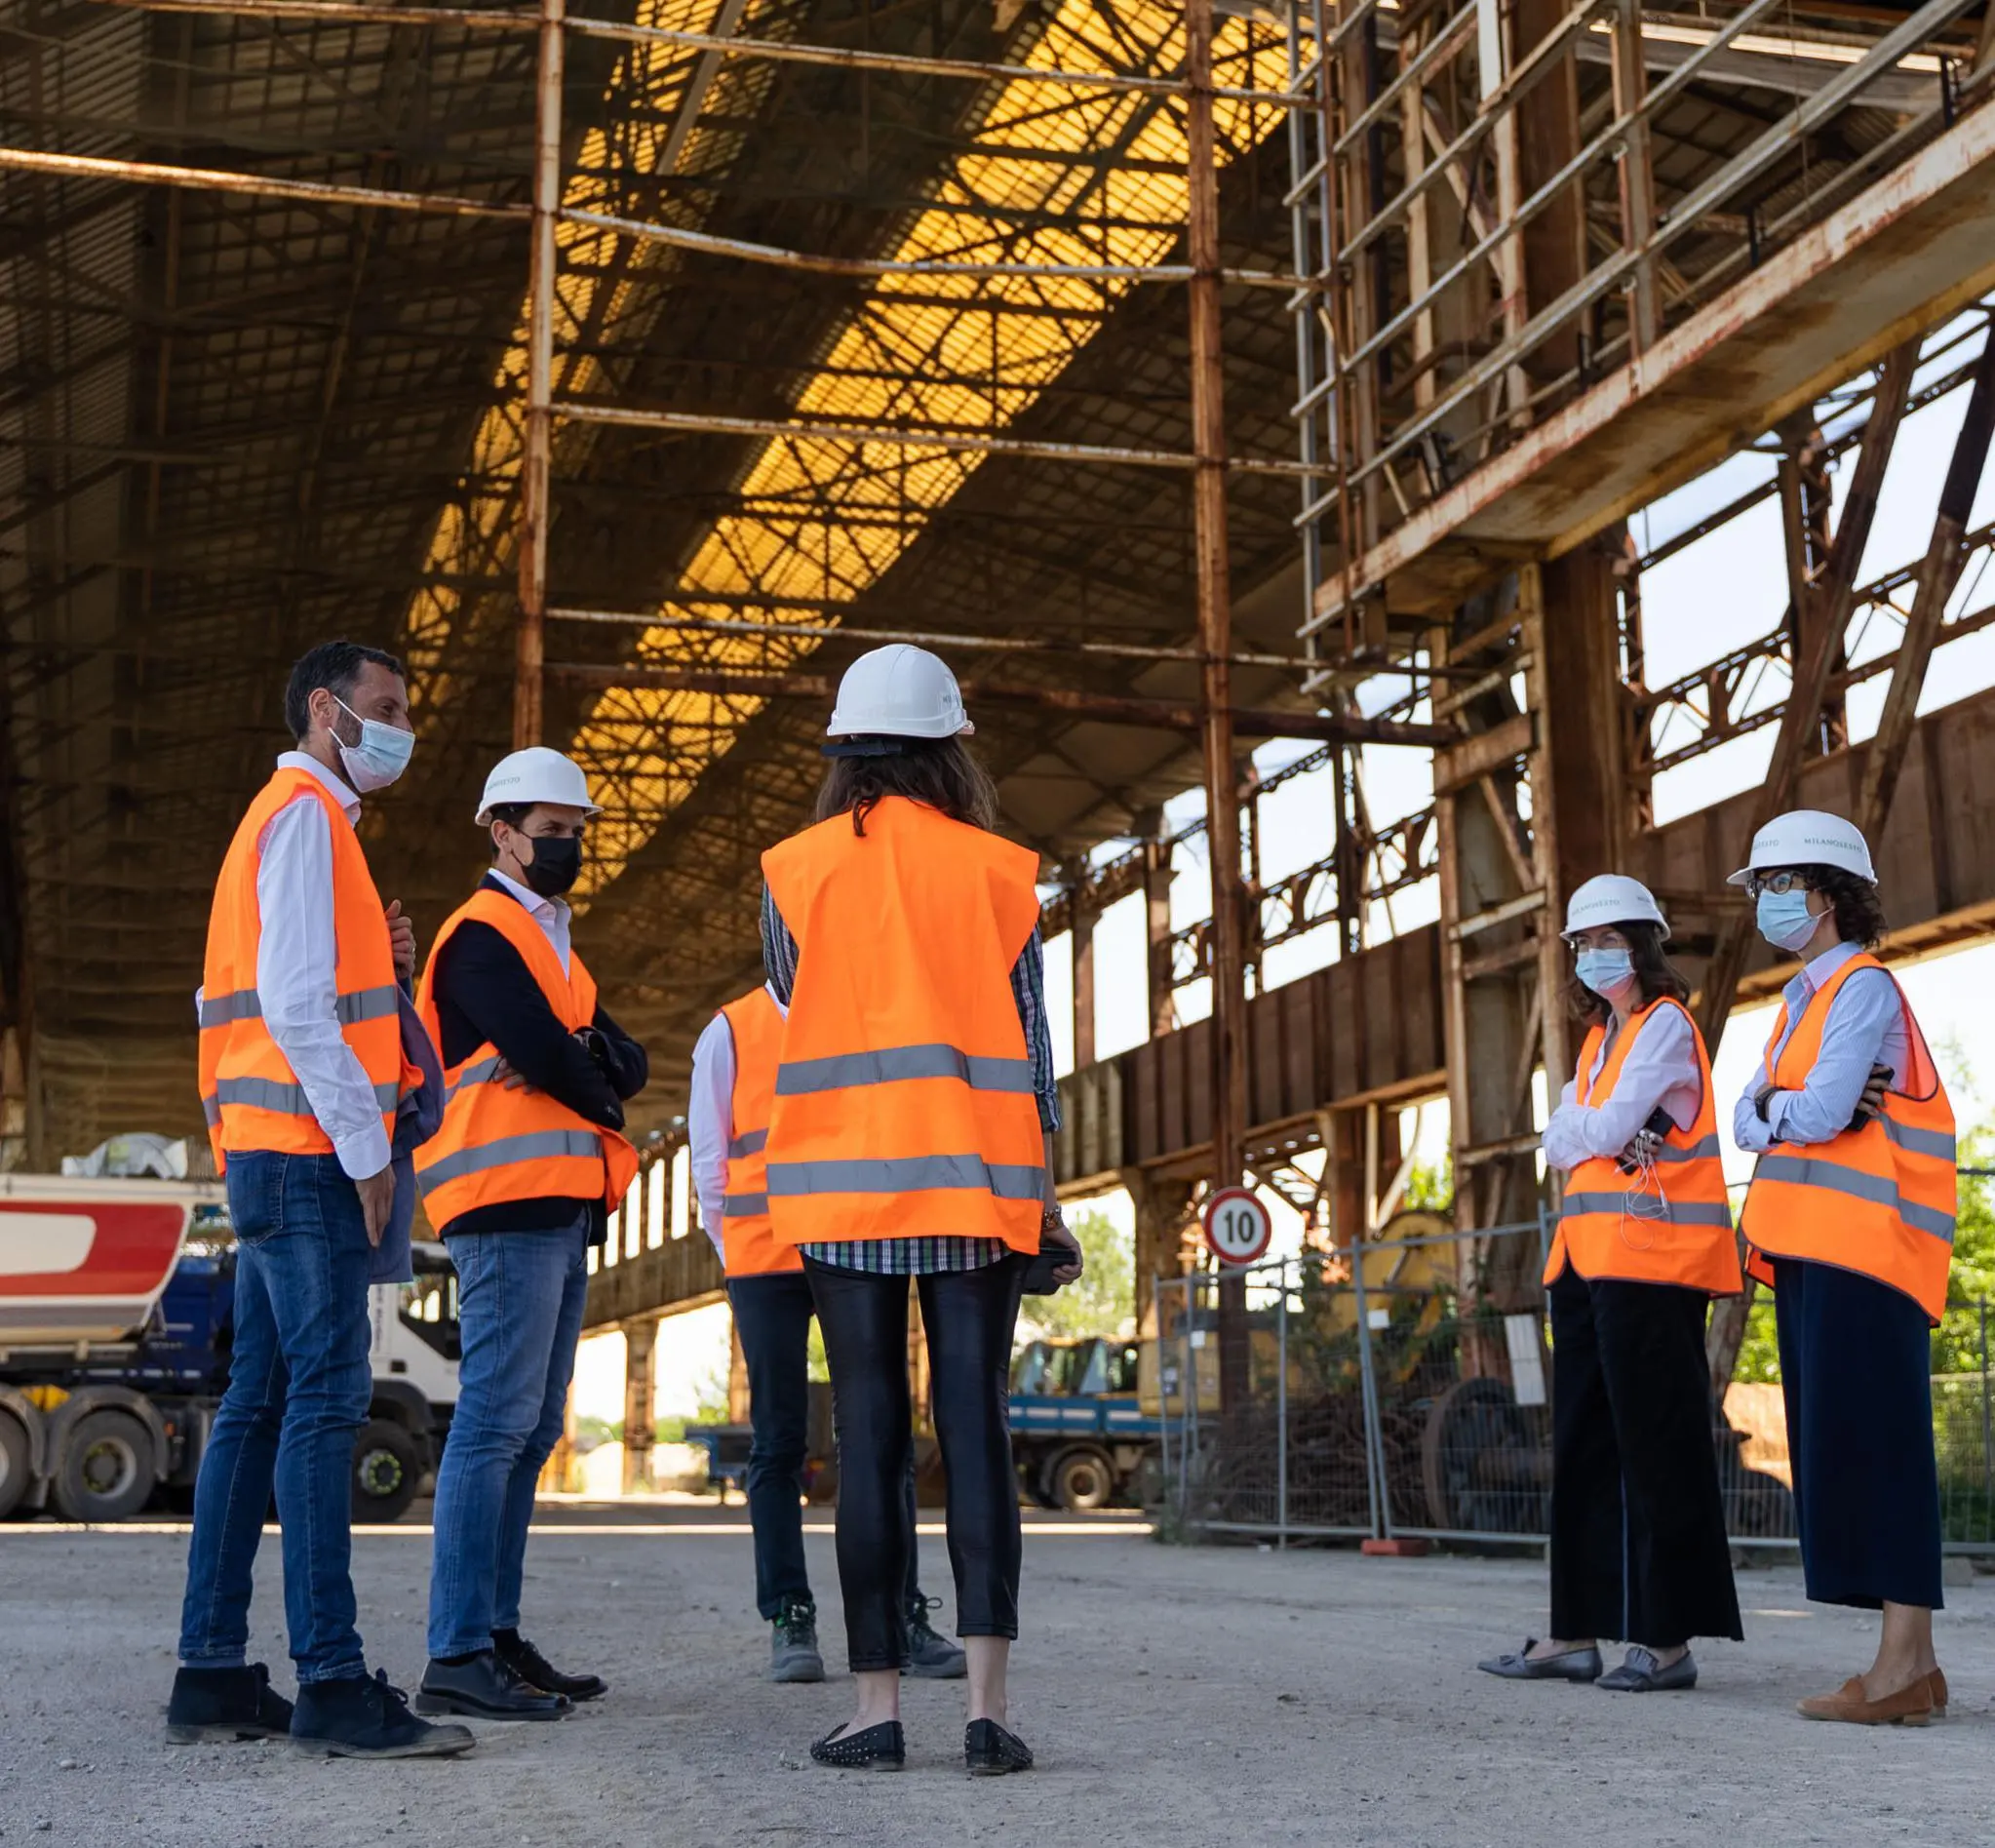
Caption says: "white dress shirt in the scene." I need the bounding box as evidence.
[687,984,788,1258]
[248,752,390,1181]
[1732,940,1909,1154]
[1542,1002,1702,1174]
[487,867,571,975]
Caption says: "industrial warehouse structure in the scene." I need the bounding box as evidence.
[9,0,1995,1497]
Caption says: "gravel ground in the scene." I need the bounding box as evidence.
[4,1507,1993,1847]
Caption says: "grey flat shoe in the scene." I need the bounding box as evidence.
[1599,1645,1697,1692]
[1477,1639,1603,1682]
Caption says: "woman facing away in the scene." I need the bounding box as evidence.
[1480,874,1742,1693]
[1731,809,1956,1725]
[757,644,1081,1775]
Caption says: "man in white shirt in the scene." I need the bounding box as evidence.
[171,641,473,1760]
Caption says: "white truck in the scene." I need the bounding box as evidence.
[0,1150,460,1523]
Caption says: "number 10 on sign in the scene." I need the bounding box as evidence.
[1202,1186,1272,1267]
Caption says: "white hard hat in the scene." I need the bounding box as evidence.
[1727,808,1876,886]
[474,747,602,826]
[825,644,974,745]
[1563,874,1668,939]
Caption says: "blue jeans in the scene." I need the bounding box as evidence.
[177,1152,374,1685]
[427,1212,590,1659]
[728,1270,923,1622]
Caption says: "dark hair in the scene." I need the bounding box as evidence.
[1799,863,1889,950]
[487,800,529,860]
[285,640,405,744]
[814,735,1000,836]
[1567,919,1691,1028]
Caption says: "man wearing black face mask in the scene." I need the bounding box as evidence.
[411,748,647,1719]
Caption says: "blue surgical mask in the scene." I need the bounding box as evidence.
[1756,888,1819,954]
[333,696,414,794]
[1575,948,1635,997]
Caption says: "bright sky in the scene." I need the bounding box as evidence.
[580,326,1995,1426]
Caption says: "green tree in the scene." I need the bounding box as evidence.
[1017,1207,1135,1340]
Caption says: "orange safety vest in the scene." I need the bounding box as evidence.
[413,886,638,1236]
[198,766,414,1170]
[1543,997,1740,1294]
[1741,952,1956,1321]
[715,987,802,1278]
[760,795,1045,1253]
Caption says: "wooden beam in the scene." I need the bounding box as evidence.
[1693,337,1918,1055]
[1858,331,1995,839]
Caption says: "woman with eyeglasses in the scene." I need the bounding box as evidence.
[1731,810,1956,1726]
[1479,875,1742,1694]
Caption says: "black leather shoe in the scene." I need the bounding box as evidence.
[492,1630,606,1703]
[415,1651,570,1721]
[964,1717,1034,1776]
[293,1670,476,1758]
[166,1663,293,1743]
[809,1720,905,1770]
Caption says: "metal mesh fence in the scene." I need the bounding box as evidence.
[1153,1228,1995,1554]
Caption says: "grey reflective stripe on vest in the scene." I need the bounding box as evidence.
[198,989,262,1028]
[1652,1134,1722,1164]
[201,1092,220,1126]
[200,983,401,1029]
[1752,1153,1955,1244]
[1561,1193,1733,1228]
[728,1127,767,1160]
[1881,1117,1958,1161]
[445,1053,503,1102]
[724,1192,769,1217]
[417,1128,604,1195]
[764,1154,1044,1200]
[774,1043,1035,1097]
[214,1075,400,1115]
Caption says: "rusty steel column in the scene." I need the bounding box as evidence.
[515,0,564,749]
[1187,0,1249,1409]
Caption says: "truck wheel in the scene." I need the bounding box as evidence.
[1049,1446,1116,1513]
[0,1412,31,1519]
[352,1420,422,1524]
[52,1410,154,1522]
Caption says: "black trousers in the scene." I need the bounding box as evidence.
[726,1271,922,1621]
[1775,1257,1943,1611]
[803,1254,1027,1672]
[1547,1267,1743,1648]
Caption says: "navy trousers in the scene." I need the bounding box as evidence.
[1775,1257,1943,1611]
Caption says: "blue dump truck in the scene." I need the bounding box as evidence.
[1008,1336,1163,1511]
[0,1169,460,1523]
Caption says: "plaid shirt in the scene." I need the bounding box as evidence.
[761,884,1056,1277]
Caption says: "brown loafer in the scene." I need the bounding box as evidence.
[1929,1669,1948,1716]
[1797,1674,1934,1726]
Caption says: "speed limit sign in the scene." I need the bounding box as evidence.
[1202,1186,1272,1266]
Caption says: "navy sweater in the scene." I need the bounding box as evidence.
[428,876,647,1241]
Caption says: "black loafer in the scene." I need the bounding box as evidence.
[809,1719,905,1770]
[1476,1639,1604,1682]
[166,1663,293,1743]
[492,1630,606,1703]
[416,1651,570,1721]
[964,1717,1034,1776]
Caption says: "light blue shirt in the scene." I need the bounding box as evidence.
[1731,941,1908,1153]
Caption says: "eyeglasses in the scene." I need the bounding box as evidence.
[1745,871,1811,899]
